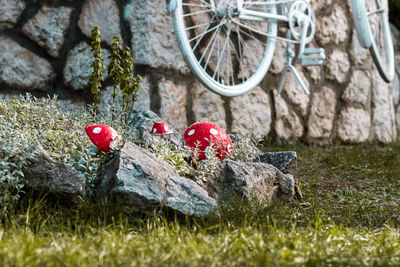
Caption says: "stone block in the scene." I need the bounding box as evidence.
[158,77,188,132]
[325,49,350,83]
[342,70,371,107]
[22,6,73,58]
[279,66,310,117]
[0,0,25,29]
[308,86,337,139]
[274,94,304,141]
[125,0,189,73]
[230,87,272,136]
[316,6,349,45]
[337,106,371,143]
[371,68,397,143]
[63,42,110,90]
[78,0,121,46]
[0,37,54,90]
[191,81,226,129]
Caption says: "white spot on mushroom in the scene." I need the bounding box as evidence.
[153,128,157,133]
[210,128,218,135]
[188,129,195,136]
[164,125,169,132]
[93,127,102,134]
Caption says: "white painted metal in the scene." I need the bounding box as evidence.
[172,0,278,96]
[350,0,394,82]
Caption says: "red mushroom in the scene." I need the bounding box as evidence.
[150,122,173,135]
[85,124,121,152]
[183,122,233,160]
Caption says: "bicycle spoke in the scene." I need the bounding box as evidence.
[188,19,222,43]
[191,15,218,52]
[182,3,210,8]
[183,8,213,17]
[213,30,230,80]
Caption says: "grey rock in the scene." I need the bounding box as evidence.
[98,142,216,216]
[23,145,86,200]
[254,151,297,179]
[165,176,217,216]
[22,6,73,58]
[125,0,189,73]
[230,87,272,136]
[78,0,121,46]
[63,42,110,90]
[0,37,54,89]
[0,0,25,29]
[207,160,297,203]
[98,142,176,210]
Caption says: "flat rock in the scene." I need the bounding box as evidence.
[98,142,216,216]
[22,145,86,200]
[206,160,297,203]
[22,6,73,58]
[165,176,217,216]
[0,37,54,90]
[254,151,297,179]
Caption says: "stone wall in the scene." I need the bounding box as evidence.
[0,0,399,144]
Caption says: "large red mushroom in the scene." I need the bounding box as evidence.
[183,122,233,160]
[85,124,121,152]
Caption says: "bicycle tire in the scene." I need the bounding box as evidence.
[350,0,394,82]
[171,0,278,96]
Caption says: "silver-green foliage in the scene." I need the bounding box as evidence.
[0,95,130,212]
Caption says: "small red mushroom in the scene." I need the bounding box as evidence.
[150,122,173,135]
[85,124,121,152]
[183,122,233,160]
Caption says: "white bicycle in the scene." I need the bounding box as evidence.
[167,0,394,97]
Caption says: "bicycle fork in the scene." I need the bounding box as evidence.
[278,13,325,95]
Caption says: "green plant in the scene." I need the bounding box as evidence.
[90,26,105,115]
[91,28,142,130]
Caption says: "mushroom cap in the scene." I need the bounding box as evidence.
[150,122,173,135]
[85,124,119,153]
[183,122,233,160]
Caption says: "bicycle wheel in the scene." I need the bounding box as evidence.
[171,0,278,96]
[350,0,394,82]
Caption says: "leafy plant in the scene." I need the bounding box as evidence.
[90,26,105,115]
[91,27,142,131]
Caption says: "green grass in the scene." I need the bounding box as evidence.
[1,143,400,266]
